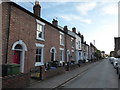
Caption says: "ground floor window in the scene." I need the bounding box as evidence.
[36,48,42,62]
[35,44,44,66]
[71,51,74,59]
[60,48,64,61]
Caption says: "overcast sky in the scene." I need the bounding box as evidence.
[11,0,119,54]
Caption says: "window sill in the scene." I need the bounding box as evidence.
[60,44,64,46]
[72,47,74,49]
[36,38,45,41]
[35,62,44,66]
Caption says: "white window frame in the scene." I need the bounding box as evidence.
[78,41,80,49]
[35,43,44,66]
[60,48,64,61]
[36,19,45,41]
[67,50,70,62]
[71,38,74,48]
[71,50,74,52]
[59,32,64,46]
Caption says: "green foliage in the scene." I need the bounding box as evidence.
[94,50,102,59]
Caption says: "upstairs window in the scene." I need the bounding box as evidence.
[78,41,80,49]
[60,32,64,46]
[37,24,43,38]
[36,20,45,41]
[71,38,74,48]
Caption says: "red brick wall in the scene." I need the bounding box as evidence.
[65,35,76,62]
[2,2,75,74]
[2,73,30,88]
[0,3,2,65]
[2,3,10,64]
[2,3,65,73]
[6,4,36,73]
[36,23,60,63]
[42,67,65,80]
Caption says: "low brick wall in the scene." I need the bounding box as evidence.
[2,73,30,88]
[42,67,65,80]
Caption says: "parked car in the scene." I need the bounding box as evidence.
[85,59,89,63]
[113,58,118,69]
[117,58,120,79]
[109,57,116,64]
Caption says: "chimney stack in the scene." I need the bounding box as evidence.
[77,32,81,36]
[64,26,68,33]
[52,19,58,27]
[72,27,76,33]
[33,1,41,17]
[81,35,84,43]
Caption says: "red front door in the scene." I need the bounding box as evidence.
[13,51,20,64]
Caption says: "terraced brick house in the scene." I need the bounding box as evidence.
[2,1,76,79]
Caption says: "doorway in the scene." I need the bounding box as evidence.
[12,40,27,73]
[50,47,56,61]
[67,50,70,62]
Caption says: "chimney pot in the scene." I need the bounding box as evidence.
[64,26,68,33]
[52,19,58,27]
[35,1,39,5]
[72,27,76,33]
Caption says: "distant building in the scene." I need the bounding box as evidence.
[101,51,105,58]
[90,43,96,60]
[71,28,82,64]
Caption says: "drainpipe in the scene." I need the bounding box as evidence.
[64,26,68,63]
[65,34,67,63]
[5,3,11,63]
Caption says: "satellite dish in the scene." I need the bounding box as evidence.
[117,50,120,56]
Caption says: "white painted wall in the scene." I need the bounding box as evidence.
[76,35,81,50]
[75,34,82,63]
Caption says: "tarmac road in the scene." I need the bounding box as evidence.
[61,59,119,88]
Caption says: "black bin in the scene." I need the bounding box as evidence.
[2,64,8,77]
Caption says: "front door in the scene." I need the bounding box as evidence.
[14,50,20,64]
[51,52,54,61]
[51,49,55,61]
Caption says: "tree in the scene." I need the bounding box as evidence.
[94,50,102,60]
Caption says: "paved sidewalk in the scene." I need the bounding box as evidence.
[27,61,102,88]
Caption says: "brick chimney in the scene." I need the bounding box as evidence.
[77,32,81,36]
[64,26,68,33]
[52,19,58,27]
[33,1,41,17]
[81,35,84,43]
[72,27,76,33]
